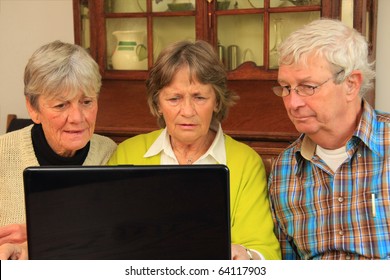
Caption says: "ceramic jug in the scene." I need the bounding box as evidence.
[112,30,147,70]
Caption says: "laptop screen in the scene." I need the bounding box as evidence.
[23,165,231,260]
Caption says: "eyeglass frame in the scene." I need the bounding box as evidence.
[272,70,344,97]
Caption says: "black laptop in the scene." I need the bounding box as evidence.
[23,165,231,260]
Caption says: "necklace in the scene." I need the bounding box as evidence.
[173,142,204,165]
[171,132,213,165]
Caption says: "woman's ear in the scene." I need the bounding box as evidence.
[214,100,219,112]
[25,98,40,124]
[345,70,363,101]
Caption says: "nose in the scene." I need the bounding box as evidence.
[283,89,305,110]
[180,97,195,116]
[67,103,84,123]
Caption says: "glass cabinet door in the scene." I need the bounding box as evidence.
[217,13,264,70]
[102,0,197,74]
[105,0,147,13]
[74,0,357,80]
[152,16,196,63]
[215,0,321,72]
[106,17,148,71]
[216,0,264,71]
[77,0,91,51]
[268,10,320,68]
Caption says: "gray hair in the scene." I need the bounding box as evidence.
[278,18,375,97]
[24,40,101,110]
[146,40,238,128]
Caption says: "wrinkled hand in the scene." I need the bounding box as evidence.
[231,244,255,260]
[0,241,28,260]
[0,224,27,245]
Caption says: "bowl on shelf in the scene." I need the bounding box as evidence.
[287,0,313,6]
[217,1,230,10]
[167,3,194,11]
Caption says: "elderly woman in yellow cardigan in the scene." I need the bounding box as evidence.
[108,40,281,260]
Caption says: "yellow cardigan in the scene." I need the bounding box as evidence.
[108,129,281,259]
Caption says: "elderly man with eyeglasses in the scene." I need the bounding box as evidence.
[268,18,390,260]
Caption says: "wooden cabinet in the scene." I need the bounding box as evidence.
[73,0,377,174]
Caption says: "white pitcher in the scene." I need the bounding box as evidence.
[112,30,147,70]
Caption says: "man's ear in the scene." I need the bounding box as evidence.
[25,98,40,124]
[345,70,363,101]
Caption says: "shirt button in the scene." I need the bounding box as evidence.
[357,153,362,158]
[338,197,344,203]
[339,230,344,236]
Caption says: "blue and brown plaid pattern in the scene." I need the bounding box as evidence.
[269,101,390,260]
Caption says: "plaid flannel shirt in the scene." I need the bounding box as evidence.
[269,100,390,260]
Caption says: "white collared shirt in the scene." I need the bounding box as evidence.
[143,121,226,165]
[143,122,265,259]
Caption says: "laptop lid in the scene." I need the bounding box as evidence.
[23,165,231,260]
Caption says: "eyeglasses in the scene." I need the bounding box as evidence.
[272,77,333,97]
